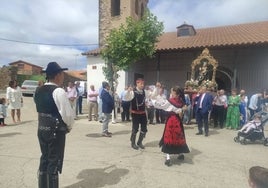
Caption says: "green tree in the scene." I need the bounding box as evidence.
[101,9,164,91]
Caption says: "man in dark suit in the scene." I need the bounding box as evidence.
[101,81,114,137]
[196,86,213,137]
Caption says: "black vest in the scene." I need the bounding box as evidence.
[35,85,61,118]
[131,89,146,111]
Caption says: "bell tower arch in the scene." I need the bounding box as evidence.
[99,0,148,48]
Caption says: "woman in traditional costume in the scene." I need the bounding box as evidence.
[154,86,190,166]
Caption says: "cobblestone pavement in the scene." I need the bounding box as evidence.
[0,95,267,188]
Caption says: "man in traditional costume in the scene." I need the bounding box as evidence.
[35,62,75,188]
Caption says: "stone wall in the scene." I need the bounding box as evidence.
[99,0,148,48]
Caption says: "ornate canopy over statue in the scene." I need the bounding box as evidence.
[185,48,218,91]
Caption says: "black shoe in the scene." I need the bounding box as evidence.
[165,159,171,166]
[196,132,203,135]
[205,133,208,137]
[137,143,145,149]
[177,154,184,160]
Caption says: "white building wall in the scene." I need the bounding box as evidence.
[86,55,126,94]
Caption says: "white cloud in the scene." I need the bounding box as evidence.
[148,0,268,31]
[0,0,267,70]
[0,0,98,69]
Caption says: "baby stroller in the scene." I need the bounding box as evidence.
[234,110,268,146]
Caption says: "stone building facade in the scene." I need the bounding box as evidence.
[99,0,148,48]
[83,0,148,93]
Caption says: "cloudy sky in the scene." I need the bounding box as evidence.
[0,0,267,70]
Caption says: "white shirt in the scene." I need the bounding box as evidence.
[199,93,206,108]
[214,94,227,106]
[152,95,182,114]
[124,87,159,102]
[239,119,261,133]
[77,86,84,97]
[46,83,75,131]
[248,94,259,110]
[66,86,77,99]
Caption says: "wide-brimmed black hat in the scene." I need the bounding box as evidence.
[42,62,68,75]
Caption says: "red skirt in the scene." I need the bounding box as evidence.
[159,114,190,154]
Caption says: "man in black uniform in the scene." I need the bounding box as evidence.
[34,62,74,188]
[124,78,158,150]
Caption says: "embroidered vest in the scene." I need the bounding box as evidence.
[35,85,60,118]
[131,89,146,111]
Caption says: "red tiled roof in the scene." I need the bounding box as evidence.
[65,70,87,81]
[81,48,101,56]
[9,60,43,69]
[156,21,268,51]
[82,21,268,55]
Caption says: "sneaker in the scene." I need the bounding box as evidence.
[107,131,112,135]
[102,132,112,137]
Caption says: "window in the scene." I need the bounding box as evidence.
[178,28,190,36]
[17,63,24,70]
[176,24,196,37]
[111,0,120,17]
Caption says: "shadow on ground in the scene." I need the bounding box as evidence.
[64,165,129,188]
[207,129,220,136]
[0,132,22,137]
[145,140,159,148]
[86,130,131,138]
[171,147,202,166]
[5,120,35,126]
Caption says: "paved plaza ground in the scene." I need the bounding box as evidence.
[0,95,268,188]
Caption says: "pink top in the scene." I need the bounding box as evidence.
[66,87,77,99]
[88,89,98,102]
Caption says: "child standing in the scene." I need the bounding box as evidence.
[0,98,7,126]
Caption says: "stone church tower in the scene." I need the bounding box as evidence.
[99,0,148,48]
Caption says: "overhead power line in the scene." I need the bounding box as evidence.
[0,37,98,46]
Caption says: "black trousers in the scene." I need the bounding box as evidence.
[0,118,5,124]
[146,106,155,123]
[213,105,225,127]
[131,113,147,133]
[38,116,66,174]
[121,101,130,121]
[155,109,166,123]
